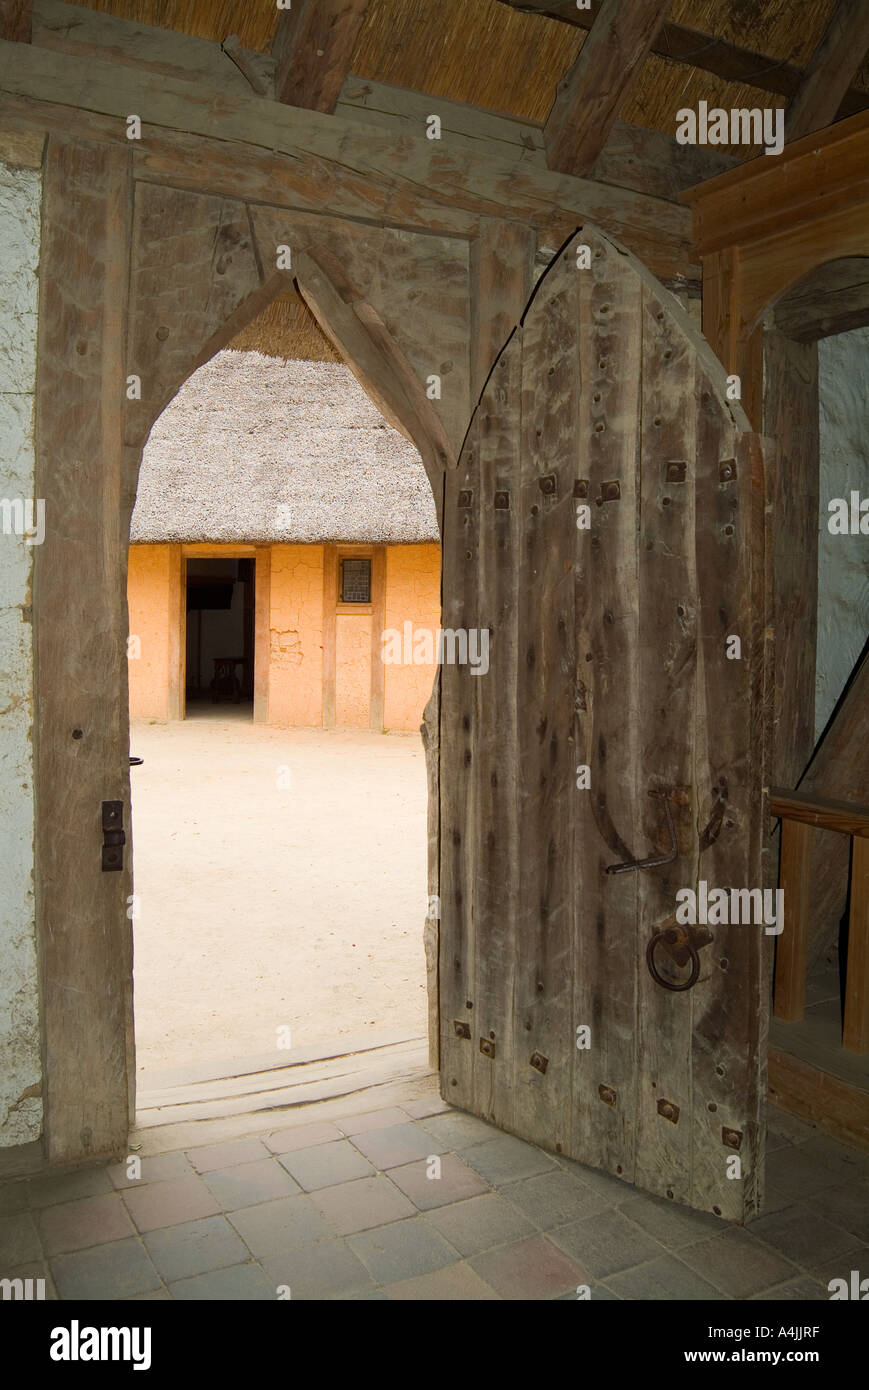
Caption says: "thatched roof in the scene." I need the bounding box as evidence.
[130,351,440,545]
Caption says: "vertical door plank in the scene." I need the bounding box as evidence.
[692,381,764,1220]
[513,250,577,1152]
[471,344,522,1131]
[633,286,699,1204]
[571,232,642,1179]
[438,436,480,1109]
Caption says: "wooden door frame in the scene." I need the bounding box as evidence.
[683,108,869,429]
[180,545,269,722]
[683,107,869,823]
[30,152,485,1168]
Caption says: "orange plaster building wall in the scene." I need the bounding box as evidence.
[126,542,441,731]
[127,544,173,720]
[335,613,372,728]
[383,544,441,732]
[268,544,324,727]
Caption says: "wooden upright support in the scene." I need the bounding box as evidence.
[771,788,869,1054]
[773,819,812,1022]
[844,837,869,1054]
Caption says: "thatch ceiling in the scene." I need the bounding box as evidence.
[60,0,869,358]
[61,0,869,125]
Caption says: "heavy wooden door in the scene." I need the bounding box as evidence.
[439,227,769,1222]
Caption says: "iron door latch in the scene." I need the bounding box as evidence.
[101,801,125,872]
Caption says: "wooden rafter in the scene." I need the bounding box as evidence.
[544,0,670,177]
[0,0,31,43]
[497,0,869,121]
[272,0,368,114]
[785,0,869,142]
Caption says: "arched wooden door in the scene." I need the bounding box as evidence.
[439,227,769,1222]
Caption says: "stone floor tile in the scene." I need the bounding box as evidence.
[26,1168,112,1208]
[809,1244,869,1288]
[169,1262,275,1301]
[606,1253,726,1301]
[338,1108,409,1135]
[122,1177,220,1234]
[107,1153,195,1190]
[0,1183,29,1215]
[799,1135,869,1186]
[751,1203,861,1267]
[766,1108,819,1146]
[312,1176,415,1236]
[277,1141,374,1192]
[551,1155,632,1201]
[417,1112,501,1150]
[765,1145,842,1201]
[386,1263,501,1300]
[550,1209,665,1279]
[616,1192,727,1249]
[50,1237,161,1300]
[0,1210,41,1266]
[349,1216,459,1284]
[749,1276,830,1300]
[143,1215,249,1283]
[678,1227,799,1298]
[126,1289,171,1300]
[263,1122,343,1155]
[804,1184,869,1244]
[401,1095,452,1120]
[387,1153,490,1211]
[350,1123,445,1170]
[1,1262,56,1299]
[38,1194,135,1256]
[260,1240,375,1300]
[470,1235,590,1301]
[425,1193,537,1257]
[228,1195,332,1259]
[203,1159,300,1211]
[185,1138,270,1174]
[462,1134,557,1185]
[501,1170,609,1230]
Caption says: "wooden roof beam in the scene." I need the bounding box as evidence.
[497,0,869,121]
[0,0,31,43]
[272,0,368,114]
[544,0,671,178]
[785,0,869,142]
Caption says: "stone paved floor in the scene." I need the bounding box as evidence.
[2,1089,868,1300]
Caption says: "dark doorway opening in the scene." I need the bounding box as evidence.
[185,557,255,716]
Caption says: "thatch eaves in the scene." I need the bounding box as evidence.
[130,351,440,546]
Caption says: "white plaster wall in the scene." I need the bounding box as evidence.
[816,327,869,741]
[0,160,42,1146]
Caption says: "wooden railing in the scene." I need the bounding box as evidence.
[771,787,869,1054]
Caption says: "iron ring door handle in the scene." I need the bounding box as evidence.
[646,926,701,992]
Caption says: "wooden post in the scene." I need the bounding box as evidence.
[773,819,813,1021]
[843,835,869,1053]
[253,547,270,725]
[166,545,185,720]
[368,545,385,732]
[322,545,337,729]
[34,137,133,1163]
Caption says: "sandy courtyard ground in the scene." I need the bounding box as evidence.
[129,712,429,1079]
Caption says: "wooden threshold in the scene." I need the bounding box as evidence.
[132,1033,434,1154]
